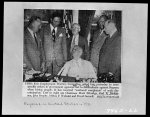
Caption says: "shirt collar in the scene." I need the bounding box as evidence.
[99,29,104,35]
[73,58,82,63]
[27,27,35,38]
[50,23,57,32]
[109,28,117,38]
[73,34,79,39]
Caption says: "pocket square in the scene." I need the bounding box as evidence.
[59,33,63,37]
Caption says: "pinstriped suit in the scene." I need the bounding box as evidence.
[90,30,107,70]
[24,28,45,71]
[41,24,67,75]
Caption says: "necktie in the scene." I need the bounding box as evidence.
[105,36,109,42]
[33,33,38,47]
[70,37,76,52]
[52,28,55,42]
[99,35,110,55]
[104,35,110,44]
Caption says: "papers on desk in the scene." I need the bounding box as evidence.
[25,69,41,75]
[25,69,41,81]
[24,68,51,81]
[45,73,51,77]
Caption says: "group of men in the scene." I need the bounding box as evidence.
[24,13,121,82]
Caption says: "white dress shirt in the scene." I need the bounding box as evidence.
[70,34,79,52]
[58,58,97,79]
[109,28,117,38]
[99,29,104,36]
[50,24,57,34]
[72,34,79,45]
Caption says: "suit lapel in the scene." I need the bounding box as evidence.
[78,36,83,47]
[102,31,119,51]
[36,33,42,49]
[55,27,61,39]
[94,30,105,43]
[48,25,61,41]
[44,24,54,42]
[26,29,38,49]
[107,31,118,45]
[68,36,72,51]
[69,35,83,50]
[47,24,52,36]
[93,30,101,42]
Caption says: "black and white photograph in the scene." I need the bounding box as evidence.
[23,9,121,83]
[3,2,147,115]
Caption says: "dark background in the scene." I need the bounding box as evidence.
[24,9,121,50]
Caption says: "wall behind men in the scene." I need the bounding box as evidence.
[24,9,64,27]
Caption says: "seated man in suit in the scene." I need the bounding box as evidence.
[24,16,45,72]
[67,23,89,61]
[57,45,97,82]
[98,20,121,82]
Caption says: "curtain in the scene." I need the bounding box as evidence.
[113,11,122,34]
[79,10,95,38]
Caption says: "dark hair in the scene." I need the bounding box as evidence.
[99,15,108,21]
[97,15,109,30]
[51,12,61,20]
[28,16,41,27]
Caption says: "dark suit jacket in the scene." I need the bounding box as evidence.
[98,31,121,82]
[41,24,67,67]
[67,35,89,61]
[90,30,107,70]
[24,28,45,71]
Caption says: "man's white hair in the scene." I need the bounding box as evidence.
[71,23,81,29]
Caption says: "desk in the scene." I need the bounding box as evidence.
[24,74,97,82]
[25,74,76,82]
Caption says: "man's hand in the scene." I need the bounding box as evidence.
[45,61,51,68]
[91,78,97,83]
[41,62,46,72]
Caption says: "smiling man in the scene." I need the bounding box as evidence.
[41,13,67,75]
[24,16,45,72]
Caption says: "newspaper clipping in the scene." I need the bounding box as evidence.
[23,9,122,98]
[3,2,147,115]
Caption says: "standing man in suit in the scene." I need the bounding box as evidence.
[42,13,67,75]
[24,16,45,71]
[98,20,121,82]
[90,15,108,71]
[67,23,89,61]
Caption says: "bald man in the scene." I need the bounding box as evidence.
[98,20,121,83]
